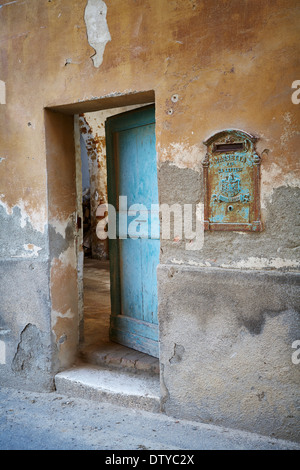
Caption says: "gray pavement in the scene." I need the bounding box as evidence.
[0,385,299,451]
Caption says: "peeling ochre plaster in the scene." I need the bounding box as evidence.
[159,138,300,217]
[0,196,46,234]
[50,219,69,239]
[158,142,202,171]
[84,0,111,68]
[261,163,300,209]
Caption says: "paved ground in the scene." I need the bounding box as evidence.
[0,385,299,451]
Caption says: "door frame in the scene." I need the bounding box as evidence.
[45,91,157,373]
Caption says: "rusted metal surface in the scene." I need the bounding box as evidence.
[203,130,262,231]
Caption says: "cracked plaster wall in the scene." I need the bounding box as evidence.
[0,0,299,439]
[158,265,300,442]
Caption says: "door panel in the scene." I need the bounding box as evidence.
[118,123,158,208]
[105,105,160,357]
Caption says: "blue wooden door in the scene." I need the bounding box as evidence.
[105,105,160,357]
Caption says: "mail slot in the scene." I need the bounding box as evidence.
[202,129,262,231]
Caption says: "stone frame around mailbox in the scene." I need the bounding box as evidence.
[202,129,262,232]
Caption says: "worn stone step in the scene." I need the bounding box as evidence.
[79,343,160,376]
[55,363,161,413]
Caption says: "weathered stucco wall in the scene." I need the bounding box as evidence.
[0,0,299,440]
[158,265,300,442]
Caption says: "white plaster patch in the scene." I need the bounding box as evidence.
[0,80,6,105]
[17,199,46,233]
[51,218,69,238]
[220,257,299,270]
[84,0,111,68]
[23,244,42,257]
[0,196,11,215]
[11,244,42,258]
[159,142,202,171]
[171,258,211,268]
[170,257,298,270]
[52,309,74,322]
[0,340,6,365]
[0,195,46,233]
[58,246,77,270]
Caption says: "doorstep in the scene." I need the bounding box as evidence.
[55,362,161,413]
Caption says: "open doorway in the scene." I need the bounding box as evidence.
[77,104,159,375]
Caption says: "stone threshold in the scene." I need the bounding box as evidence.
[55,362,160,413]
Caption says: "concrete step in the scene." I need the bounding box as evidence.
[55,363,161,413]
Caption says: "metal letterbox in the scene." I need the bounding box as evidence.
[202,129,262,231]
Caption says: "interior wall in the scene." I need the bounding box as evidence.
[79,104,147,260]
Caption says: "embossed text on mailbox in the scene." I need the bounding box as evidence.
[202,130,262,231]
